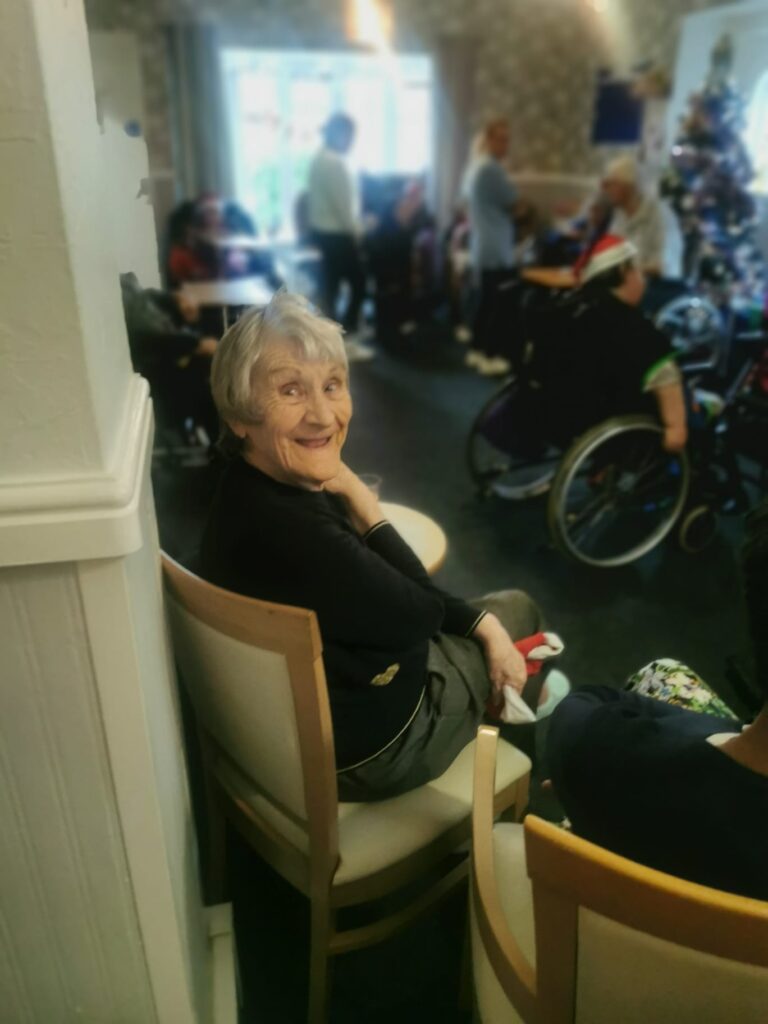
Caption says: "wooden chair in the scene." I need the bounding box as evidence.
[470,724,768,1024]
[160,554,531,1023]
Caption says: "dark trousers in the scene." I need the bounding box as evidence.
[337,589,543,802]
[313,231,366,333]
[471,269,520,358]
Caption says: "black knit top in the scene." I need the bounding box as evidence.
[199,459,484,769]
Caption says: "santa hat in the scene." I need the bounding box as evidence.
[577,234,638,284]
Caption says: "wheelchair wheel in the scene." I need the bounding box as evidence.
[547,416,690,567]
[655,294,725,370]
[466,380,559,500]
[678,504,718,554]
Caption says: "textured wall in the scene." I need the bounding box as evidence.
[83,0,741,179]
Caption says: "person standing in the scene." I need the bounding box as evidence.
[308,113,373,362]
[464,118,518,376]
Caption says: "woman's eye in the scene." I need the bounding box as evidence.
[325,379,343,393]
[281,386,300,397]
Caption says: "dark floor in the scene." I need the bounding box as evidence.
[154,325,753,1023]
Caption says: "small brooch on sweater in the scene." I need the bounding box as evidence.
[370,663,400,687]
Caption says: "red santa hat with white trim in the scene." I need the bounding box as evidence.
[577,234,638,284]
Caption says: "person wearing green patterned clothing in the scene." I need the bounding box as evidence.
[547,500,768,901]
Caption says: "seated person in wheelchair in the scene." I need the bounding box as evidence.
[120,272,219,443]
[200,292,567,802]
[546,499,768,901]
[537,235,688,453]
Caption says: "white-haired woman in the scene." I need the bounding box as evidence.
[200,292,563,801]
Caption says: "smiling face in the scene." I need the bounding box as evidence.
[231,342,352,490]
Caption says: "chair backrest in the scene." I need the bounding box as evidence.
[161,553,339,875]
[472,725,768,1024]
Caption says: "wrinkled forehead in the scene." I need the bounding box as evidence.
[252,339,347,384]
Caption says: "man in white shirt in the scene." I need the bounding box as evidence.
[603,156,684,282]
[308,113,373,362]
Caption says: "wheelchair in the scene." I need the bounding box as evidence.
[466,302,768,568]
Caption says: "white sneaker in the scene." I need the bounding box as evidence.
[464,349,484,369]
[477,355,512,377]
[345,338,375,362]
[536,670,571,721]
[455,325,473,344]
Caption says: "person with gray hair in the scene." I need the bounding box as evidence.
[602,155,683,283]
[200,291,565,801]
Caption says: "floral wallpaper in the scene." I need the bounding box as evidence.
[84,0,740,181]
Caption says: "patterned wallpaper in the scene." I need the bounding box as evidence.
[84,0,741,181]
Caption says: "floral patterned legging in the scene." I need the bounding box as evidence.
[627,658,739,721]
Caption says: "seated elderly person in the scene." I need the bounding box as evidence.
[200,292,561,801]
[547,499,768,901]
[602,156,685,312]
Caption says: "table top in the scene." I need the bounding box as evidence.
[182,276,274,308]
[201,233,273,252]
[380,502,447,576]
[521,266,577,290]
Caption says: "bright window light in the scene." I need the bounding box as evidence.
[221,48,433,237]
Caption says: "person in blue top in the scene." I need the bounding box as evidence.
[547,499,768,901]
[464,118,519,377]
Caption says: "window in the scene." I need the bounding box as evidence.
[221,48,433,237]
[747,69,768,193]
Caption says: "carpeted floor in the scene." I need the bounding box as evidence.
[153,325,753,1023]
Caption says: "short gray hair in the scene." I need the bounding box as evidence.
[210,291,347,430]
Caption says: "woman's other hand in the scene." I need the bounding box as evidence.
[473,613,528,694]
[324,464,384,535]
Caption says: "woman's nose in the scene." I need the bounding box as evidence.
[304,389,335,425]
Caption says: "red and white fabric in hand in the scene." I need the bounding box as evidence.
[486,631,565,724]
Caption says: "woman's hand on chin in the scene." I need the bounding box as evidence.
[323,464,383,534]
[473,613,528,694]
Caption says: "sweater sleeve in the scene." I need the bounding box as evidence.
[364,521,486,638]
[243,509,446,650]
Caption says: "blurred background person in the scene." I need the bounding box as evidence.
[602,156,686,311]
[308,113,374,362]
[120,272,219,445]
[464,118,518,377]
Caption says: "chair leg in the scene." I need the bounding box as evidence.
[500,775,530,824]
[308,898,334,1024]
[458,913,473,1012]
[513,774,530,822]
[200,766,229,905]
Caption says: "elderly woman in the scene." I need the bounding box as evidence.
[200,292,560,801]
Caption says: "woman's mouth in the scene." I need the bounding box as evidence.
[295,436,332,449]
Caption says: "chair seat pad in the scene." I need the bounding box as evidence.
[334,739,530,885]
[471,823,536,1023]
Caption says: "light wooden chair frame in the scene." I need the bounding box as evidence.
[161,555,530,1023]
[471,724,768,1024]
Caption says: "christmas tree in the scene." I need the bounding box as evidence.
[662,34,765,311]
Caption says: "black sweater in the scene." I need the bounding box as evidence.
[549,687,768,900]
[199,459,484,769]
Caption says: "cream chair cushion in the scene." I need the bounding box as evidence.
[335,739,531,885]
[575,908,768,1024]
[471,823,535,1024]
[214,736,530,886]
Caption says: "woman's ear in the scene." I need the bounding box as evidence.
[228,420,248,440]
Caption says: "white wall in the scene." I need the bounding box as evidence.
[0,3,235,1020]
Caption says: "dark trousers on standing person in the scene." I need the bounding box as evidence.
[471,268,520,360]
[312,231,366,333]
